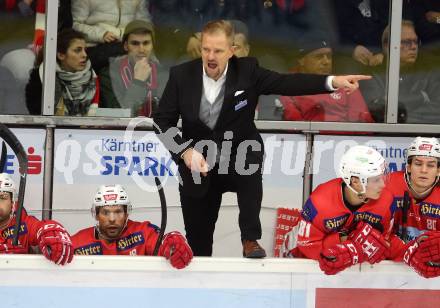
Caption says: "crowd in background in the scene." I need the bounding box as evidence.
[1,0,440,123]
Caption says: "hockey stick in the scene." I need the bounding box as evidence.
[153,176,167,256]
[401,191,410,242]
[0,124,28,246]
[0,141,6,172]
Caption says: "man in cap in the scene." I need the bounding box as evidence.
[279,40,374,123]
[99,19,163,117]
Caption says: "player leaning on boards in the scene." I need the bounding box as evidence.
[0,173,73,265]
[285,146,399,274]
[72,185,193,269]
[387,137,440,278]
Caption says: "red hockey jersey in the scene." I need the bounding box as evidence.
[280,88,374,123]
[72,220,160,256]
[295,178,398,260]
[0,209,41,252]
[387,171,440,243]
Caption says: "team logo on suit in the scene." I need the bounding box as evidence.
[234,99,248,111]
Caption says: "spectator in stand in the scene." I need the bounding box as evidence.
[25,29,100,116]
[333,0,388,67]
[279,40,374,123]
[361,20,440,123]
[186,19,251,60]
[0,66,28,114]
[99,20,165,117]
[230,20,250,58]
[71,0,151,72]
[333,0,413,67]
[1,0,37,16]
[412,0,440,45]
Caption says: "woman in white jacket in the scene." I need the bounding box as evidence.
[72,0,151,71]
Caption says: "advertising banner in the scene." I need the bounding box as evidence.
[52,130,305,211]
[312,135,412,188]
[0,128,45,214]
[52,129,305,255]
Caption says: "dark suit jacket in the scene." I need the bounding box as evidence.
[154,56,329,197]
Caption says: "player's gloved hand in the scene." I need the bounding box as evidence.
[413,231,440,262]
[319,242,362,275]
[404,232,440,278]
[348,221,390,264]
[37,221,73,266]
[0,242,28,254]
[159,231,193,269]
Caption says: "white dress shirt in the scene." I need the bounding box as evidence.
[202,64,228,104]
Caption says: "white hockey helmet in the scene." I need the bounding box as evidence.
[405,137,440,196]
[406,137,440,162]
[339,145,386,195]
[0,173,16,201]
[91,184,132,218]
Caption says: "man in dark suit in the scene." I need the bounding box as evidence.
[154,20,370,258]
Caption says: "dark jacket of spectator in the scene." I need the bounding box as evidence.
[361,65,440,123]
[411,0,440,44]
[99,56,165,117]
[26,60,100,115]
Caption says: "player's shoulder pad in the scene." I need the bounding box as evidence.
[302,198,318,222]
[311,178,341,204]
[72,226,94,239]
[143,221,160,234]
[376,187,398,214]
[388,171,405,185]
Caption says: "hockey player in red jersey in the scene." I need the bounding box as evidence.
[0,173,73,265]
[286,145,400,275]
[72,184,193,269]
[387,137,440,278]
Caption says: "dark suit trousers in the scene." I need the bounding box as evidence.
[180,165,263,256]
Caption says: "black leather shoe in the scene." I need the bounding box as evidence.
[242,240,266,258]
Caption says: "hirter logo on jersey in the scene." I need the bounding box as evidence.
[103,194,118,201]
[354,211,382,226]
[419,144,433,151]
[74,242,103,255]
[117,232,145,251]
[324,214,350,231]
[2,223,27,239]
[420,202,440,219]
